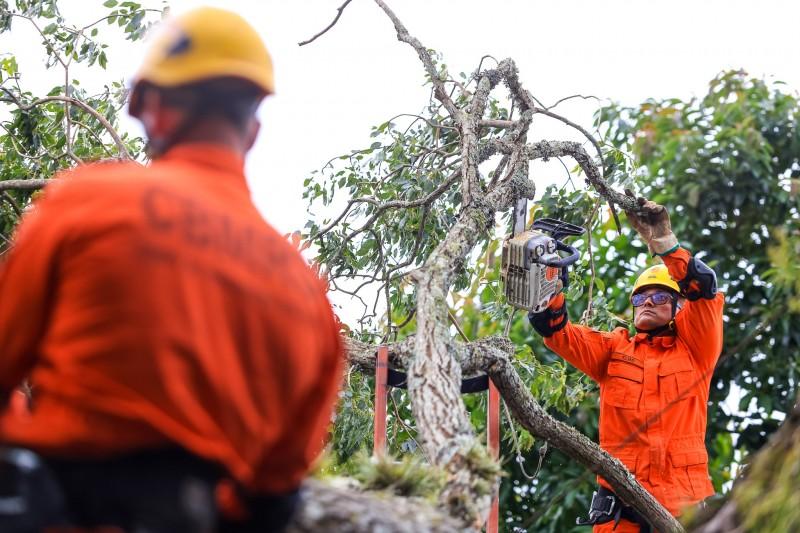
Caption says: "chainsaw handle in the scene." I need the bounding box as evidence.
[541,240,580,268]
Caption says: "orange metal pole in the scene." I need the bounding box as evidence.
[487,379,500,533]
[373,345,388,457]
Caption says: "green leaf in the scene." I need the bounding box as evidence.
[103,0,118,7]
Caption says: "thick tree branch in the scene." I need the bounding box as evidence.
[481,348,684,533]
[345,336,683,533]
[0,179,49,192]
[288,478,469,532]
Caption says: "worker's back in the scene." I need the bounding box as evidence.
[0,143,343,495]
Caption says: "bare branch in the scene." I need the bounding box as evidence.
[373,0,459,118]
[545,93,601,111]
[0,179,49,192]
[298,0,355,46]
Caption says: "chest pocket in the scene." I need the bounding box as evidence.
[604,354,644,409]
[659,355,696,404]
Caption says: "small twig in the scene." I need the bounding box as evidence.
[63,64,83,165]
[0,192,23,218]
[580,197,602,325]
[72,119,115,158]
[374,0,459,118]
[299,0,355,46]
[503,308,516,337]
[545,93,601,111]
[389,391,428,461]
[447,309,470,342]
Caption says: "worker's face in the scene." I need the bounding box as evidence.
[632,288,674,331]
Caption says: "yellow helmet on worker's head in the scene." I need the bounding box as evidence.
[129,7,273,117]
[630,264,680,299]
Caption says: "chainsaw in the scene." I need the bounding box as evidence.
[501,201,585,313]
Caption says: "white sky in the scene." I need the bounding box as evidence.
[4,0,799,235]
[2,0,790,436]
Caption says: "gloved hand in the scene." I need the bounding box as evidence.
[528,293,568,337]
[624,192,678,256]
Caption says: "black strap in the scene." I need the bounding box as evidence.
[677,256,718,301]
[576,487,652,533]
[386,369,490,394]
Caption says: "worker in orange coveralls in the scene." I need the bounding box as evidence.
[528,199,723,533]
[0,7,343,533]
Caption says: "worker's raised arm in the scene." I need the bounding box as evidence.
[625,196,724,370]
[0,187,65,405]
[663,247,724,370]
[529,293,618,382]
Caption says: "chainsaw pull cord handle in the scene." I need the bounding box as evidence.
[540,240,580,268]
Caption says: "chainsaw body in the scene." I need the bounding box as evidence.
[501,218,585,313]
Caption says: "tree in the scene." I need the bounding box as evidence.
[0,0,154,241]
[302,1,686,531]
[2,1,797,532]
[304,3,800,533]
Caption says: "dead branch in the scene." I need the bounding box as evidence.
[373,0,459,118]
[298,0,355,46]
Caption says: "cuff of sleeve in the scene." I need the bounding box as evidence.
[648,233,679,256]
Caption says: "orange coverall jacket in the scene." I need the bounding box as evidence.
[544,248,724,525]
[0,144,344,494]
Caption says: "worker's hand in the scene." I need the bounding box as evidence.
[624,192,678,256]
[528,292,567,337]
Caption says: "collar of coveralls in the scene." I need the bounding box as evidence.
[157,142,247,178]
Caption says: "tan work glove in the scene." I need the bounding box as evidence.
[624,193,678,255]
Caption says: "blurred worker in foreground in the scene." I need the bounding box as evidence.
[0,7,343,532]
[528,199,724,533]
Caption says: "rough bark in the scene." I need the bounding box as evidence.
[288,479,470,532]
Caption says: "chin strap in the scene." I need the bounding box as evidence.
[636,318,676,337]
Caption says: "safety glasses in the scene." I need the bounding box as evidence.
[631,291,674,307]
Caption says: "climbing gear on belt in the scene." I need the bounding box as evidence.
[575,486,652,533]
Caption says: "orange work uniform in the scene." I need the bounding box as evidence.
[544,248,724,531]
[0,144,344,494]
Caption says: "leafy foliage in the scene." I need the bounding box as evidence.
[313,67,800,531]
[0,0,165,243]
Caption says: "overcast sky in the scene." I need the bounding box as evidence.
[5,0,800,235]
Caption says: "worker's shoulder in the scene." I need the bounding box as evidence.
[45,159,148,199]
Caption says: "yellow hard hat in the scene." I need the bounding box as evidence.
[631,264,680,299]
[129,7,273,115]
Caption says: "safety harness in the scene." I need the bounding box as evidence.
[575,486,653,532]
